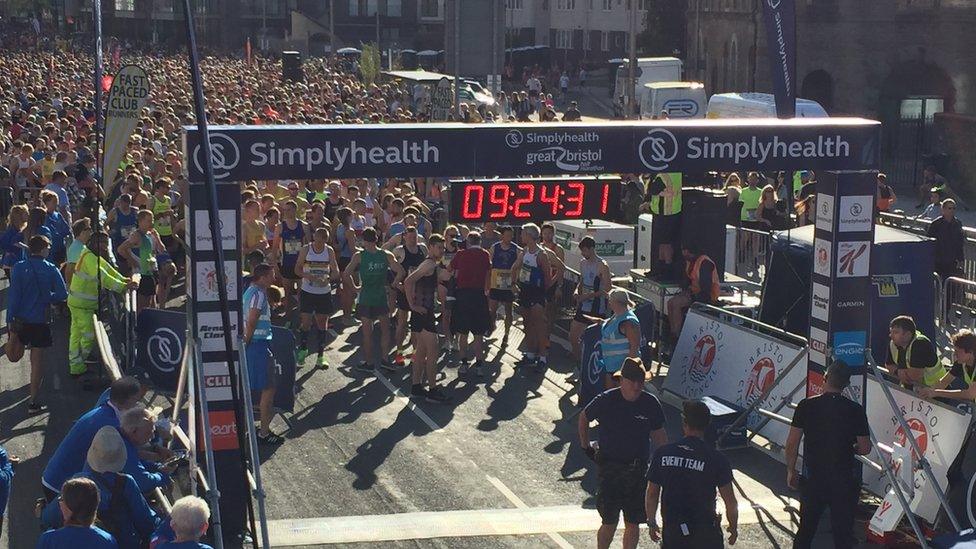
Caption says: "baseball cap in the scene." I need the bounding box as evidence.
[612,357,652,382]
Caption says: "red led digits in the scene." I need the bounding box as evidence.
[461,184,484,220]
[564,182,585,216]
[600,183,610,214]
[539,184,560,215]
[512,183,535,218]
[488,184,510,219]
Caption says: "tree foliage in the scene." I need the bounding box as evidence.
[359,43,381,85]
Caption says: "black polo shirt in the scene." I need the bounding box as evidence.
[791,392,869,483]
[646,436,733,525]
[584,388,665,463]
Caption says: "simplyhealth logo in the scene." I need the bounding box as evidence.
[638,128,853,172]
[194,132,442,179]
[505,129,605,171]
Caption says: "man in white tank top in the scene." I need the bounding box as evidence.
[294,227,340,368]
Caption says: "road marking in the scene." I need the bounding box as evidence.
[374,370,443,432]
[266,505,593,546]
[265,495,798,546]
[486,475,575,549]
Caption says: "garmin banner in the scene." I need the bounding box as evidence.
[761,0,797,118]
[183,119,881,182]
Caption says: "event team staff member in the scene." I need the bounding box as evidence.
[568,236,612,362]
[646,400,738,548]
[599,289,642,388]
[243,264,284,446]
[67,219,137,378]
[6,235,68,412]
[666,242,720,341]
[918,329,976,403]
[449,230,492,377]
[578,358,667,549]
[885,315,946,388]
[786,361,871,549]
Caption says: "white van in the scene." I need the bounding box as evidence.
[613,57,683,105]
[706,92,828,119]
[640,81,706,119]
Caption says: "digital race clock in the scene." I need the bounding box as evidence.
[449,177,620,223]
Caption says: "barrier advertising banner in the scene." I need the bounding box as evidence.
[760,0,797,118]
[183,119,881,182]
[103,65,150,184]
[863,377,970,523]
[661,308,807,448]
[135,308,185,393]
[578,324,604,408]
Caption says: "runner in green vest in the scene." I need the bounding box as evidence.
[917,329,976,405]
[885,315,947,388]
[118,209,169,312]
[342,227,405,374]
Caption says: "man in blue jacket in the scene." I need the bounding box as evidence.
[41,377,143,500]
[6,235,68,412]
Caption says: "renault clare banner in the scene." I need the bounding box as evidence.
[103,64,150,185]
[761,0,797,118]
[183,119,880,182]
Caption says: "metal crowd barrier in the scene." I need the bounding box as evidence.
[730,226,773,284]
[879,211,976,281]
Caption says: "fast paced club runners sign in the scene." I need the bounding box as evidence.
[183,118,880,182]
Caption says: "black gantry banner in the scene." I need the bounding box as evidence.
[184,119,881,182]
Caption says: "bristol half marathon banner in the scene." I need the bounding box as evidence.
[761,0,797,118]
[183,119,880,182]
[103,64,150,187]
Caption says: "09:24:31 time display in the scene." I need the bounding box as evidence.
[449,178,619,223]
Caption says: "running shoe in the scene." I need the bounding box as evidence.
[393,352,406,366]
[353,362,374,375]
[296,347,310,365]
[316,353,329,369]
[535,359,548,374]
[514,355,537,368]
[410,384,427,399]
[458,360,470,376]
[425,387,451,404]
[257,432,285,446]
[475,362,487,377]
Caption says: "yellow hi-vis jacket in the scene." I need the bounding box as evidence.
[67,245,127,310]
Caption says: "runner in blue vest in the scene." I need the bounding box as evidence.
[600,289,642,389]
[243,263,283,445]
[107,193,138,275]
[277,200,308,315]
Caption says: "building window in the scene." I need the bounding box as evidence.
[557,0,576,9]
[555,29,573,49]
[387,0,402,16]
[420,0,440,18]
[600,30,609,51]
[615,31,626,48]
[638,0,649,8]
[350,0,380,16]
[506,0,524,8]
[115,0,135,10]
[602,0,612,9]
[583,31,591,51]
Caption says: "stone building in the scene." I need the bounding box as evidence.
[687,0,976,189]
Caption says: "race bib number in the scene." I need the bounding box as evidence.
[121,225,136,239]
[307,261,330,287]
[519,265,532,284]
[492,269,512,290]
[284,239,302,254]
